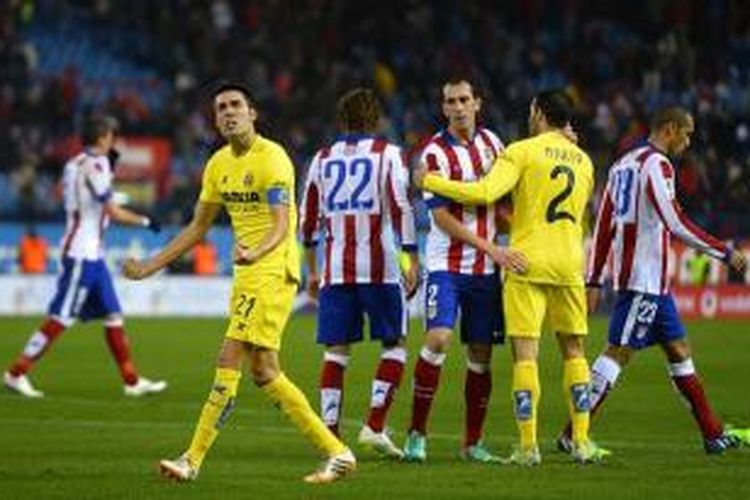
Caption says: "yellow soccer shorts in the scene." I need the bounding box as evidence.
[225,274,298,350]
[503,279,588,338]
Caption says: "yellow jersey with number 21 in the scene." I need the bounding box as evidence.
[423,130,593,286]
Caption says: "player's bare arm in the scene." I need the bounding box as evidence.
[234,203,289,265]
[303,245,320,300]
[105,202,160,232]
[122,201,221,280]
[432,207,527,274]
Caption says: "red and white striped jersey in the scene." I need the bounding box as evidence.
[422,128,504,275]
[300,135,416,286]
[587,142,730,294]
[60,151,114,260]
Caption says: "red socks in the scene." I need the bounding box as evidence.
[104,322,138,386]
[366,347,406,432]
[8,318,66,376]
[409,347,445,435]
[464,362,492,447]
[669,359,723,439]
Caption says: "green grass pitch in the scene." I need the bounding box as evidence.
[1,315,749,499]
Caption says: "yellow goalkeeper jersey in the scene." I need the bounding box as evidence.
[423,130,593,286]
[199,135,300,284]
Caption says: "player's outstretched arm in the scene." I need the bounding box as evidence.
[234,204,289,265]
[122,201,221,280]
[105,203,160,233]
[419,155,520,206]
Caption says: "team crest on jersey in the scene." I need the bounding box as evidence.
[243,172,254,187]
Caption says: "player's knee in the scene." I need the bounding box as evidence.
[663,340,691,363]
[248,363,279,386]
[103,315,124,328]
[425,329,451,352]
[467,343,492,364]
[604,345,632,366]
[326,344,351,356]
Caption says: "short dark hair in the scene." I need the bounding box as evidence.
[533,89,574,128]
[336,87,382,133]
[211,80,256,108]
[650,106,692,131]
[441,75,480,99]
[81,115,119,146]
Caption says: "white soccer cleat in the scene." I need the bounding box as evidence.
[159,453,199,482]
[124,377,168,397]
[358,425,404,459]
[4,371,44,398]
[303,448,356,484]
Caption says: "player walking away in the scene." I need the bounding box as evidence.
[416,89,609,466]
[403,77,527,464]
[557,107,750,455]
[122,82,355,484]
[299,88,419,459]
[4,115,166,398]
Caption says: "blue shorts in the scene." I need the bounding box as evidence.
[317,284,407,346]
[608,291,686,350]
[424,271,504,344]
[48,257,122,324]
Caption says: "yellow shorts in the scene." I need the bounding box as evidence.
[225,274,297,351]
[503,279,587,338]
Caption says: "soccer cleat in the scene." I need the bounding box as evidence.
[725,428,750,447]
[124,377,168,397]
[704,432,743,454]
[159,453,199,482]
[501,445,541,466]
[3,371,44,398]
[460,441,503,463]
[303,448,356,484]
[571,440,611,464]
[402,430,427,462]
[357,425,404,459]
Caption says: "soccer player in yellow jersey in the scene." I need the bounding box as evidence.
[415,89,608,465]
[122,82,355,483]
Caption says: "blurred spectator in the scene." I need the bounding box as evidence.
[1,0,750,239]
[686,251,711,286]
[18,225,48,274]
[193,237,217,276]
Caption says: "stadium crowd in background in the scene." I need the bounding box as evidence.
[2,0,750,238]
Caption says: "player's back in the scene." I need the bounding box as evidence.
[300,134,413,286]
[60,151,113,260]
[505,131,593,285]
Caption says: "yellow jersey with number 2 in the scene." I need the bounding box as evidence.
[423,130,593,286]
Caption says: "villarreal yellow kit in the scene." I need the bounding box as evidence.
[199,135,301,349]
[424,130,594,337]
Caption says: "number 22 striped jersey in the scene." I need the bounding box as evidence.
[300,134,417,287]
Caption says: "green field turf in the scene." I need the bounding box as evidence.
[1,314,749,499]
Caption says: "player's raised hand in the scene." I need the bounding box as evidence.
[728,250,747,274]
[233,244,257,265]
[488,245,528,274]
[122,257,151,280]
[412,162,427,189]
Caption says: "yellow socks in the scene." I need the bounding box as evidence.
[186,368,241,468]
[512,360,540,451]
[263,372,347,456]
[563,357,591,444]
